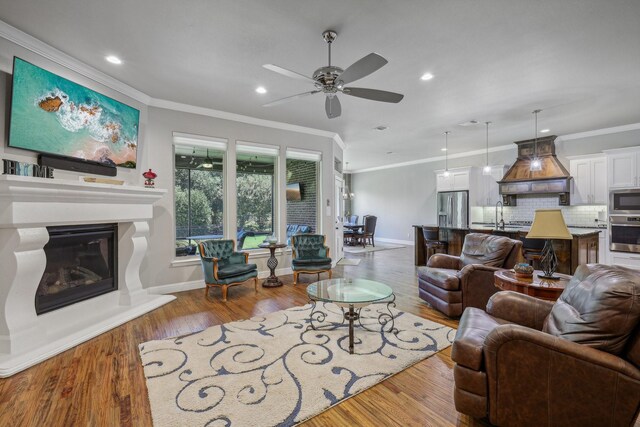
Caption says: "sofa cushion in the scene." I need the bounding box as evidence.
[452,308,511,371]
[543,264,640,356]
[459,233,515,268]
[417,267,460,291]
[217,263,258,279]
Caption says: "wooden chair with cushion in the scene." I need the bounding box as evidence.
[355,215,377,247]
[291,234,332,285]
[198,239,258,301]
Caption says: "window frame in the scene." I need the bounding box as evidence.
[172,132,228,261]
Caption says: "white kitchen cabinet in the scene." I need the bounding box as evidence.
[471,166,508,206]
[569,155,607,204]
[610,252,640,270]
[605,148,640,188]
[436,168,470,192]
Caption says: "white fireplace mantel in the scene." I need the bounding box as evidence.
[0,175,174,377]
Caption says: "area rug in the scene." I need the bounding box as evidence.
[139,303,455,426]
[343,243,405,254]
[336,258,361,266]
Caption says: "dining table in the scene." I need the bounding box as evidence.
[343,223,363,246]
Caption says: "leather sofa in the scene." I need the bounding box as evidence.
[452,264,640,426]
[417,233,522,317]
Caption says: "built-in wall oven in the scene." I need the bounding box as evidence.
[609,189,640,253]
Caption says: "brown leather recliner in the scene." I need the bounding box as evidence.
[417,233,522,317]
[452,264,640,427]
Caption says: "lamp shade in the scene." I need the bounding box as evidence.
[526,209,572,240]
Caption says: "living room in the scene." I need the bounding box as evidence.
[1,1,639,426]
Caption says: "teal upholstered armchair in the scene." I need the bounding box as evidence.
[198,239,258,301]
[291,234,332,285]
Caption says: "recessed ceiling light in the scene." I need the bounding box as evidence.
[420,72,434,81]
[540,128,550,133]
[255,86,267,94]
[374,125,388,131]
[441,148,447,151]
[105,55,122,65]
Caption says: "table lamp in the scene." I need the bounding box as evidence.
[526,209,572,279]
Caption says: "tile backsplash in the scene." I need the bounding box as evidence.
[480,195,607,226]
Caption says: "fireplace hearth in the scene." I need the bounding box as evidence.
[36,224,118,315]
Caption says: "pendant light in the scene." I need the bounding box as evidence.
[201,149,214,169]
[482,121,492,175]
[530,109,542,172]
[443,131,451,177]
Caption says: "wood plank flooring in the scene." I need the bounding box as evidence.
[0,246,578,425]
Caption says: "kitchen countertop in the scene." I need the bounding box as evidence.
[413,224,602,236]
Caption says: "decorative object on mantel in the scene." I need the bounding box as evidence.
[139,303,454,427]
[83,177,125,185]
[513,262,534,278]
[142,168,157,187]
[526,209,573,279]
[2,158,54,178]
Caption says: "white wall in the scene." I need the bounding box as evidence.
[0,35,341,291]
[351,129,640,242]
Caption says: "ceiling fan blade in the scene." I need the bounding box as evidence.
[338,53,388,85]
[263,64,317,84]
[325,95,342,119]
[263,90,320,107]
[342,87,404,103]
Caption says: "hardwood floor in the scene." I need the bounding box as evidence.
[0,247,485,426]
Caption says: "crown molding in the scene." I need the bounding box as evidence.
[0,20,151,104]
[351,144,514,174]
[556,123,640,142]
[149,98,339,141]
[333,134,346,150]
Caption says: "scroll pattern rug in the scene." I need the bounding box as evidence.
[139,303,455,426]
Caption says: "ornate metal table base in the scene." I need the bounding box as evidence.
[259,243,286,288]
[307,294,398,354]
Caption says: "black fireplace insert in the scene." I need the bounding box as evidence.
[35,224,118,315]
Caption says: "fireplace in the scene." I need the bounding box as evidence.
[35,224,118,315]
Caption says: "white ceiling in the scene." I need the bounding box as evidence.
[1,0,639,171]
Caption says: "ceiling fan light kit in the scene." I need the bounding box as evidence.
[263,30,404,119]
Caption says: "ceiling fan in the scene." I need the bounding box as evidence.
[263,30,404,119]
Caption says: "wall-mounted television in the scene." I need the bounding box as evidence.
[286,182,302,201]
[8,57,140,168]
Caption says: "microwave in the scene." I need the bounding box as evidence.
[610,189,640,214]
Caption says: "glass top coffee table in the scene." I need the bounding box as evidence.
[306,278,398,354]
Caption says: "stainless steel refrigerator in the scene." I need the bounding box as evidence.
[437,191,469,228]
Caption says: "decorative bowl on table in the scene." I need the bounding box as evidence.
[265,235,278,245]
[513,263,534,278]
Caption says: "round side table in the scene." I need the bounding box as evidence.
[258,242,287,287]
[494,269,571,301]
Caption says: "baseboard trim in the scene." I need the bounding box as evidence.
[376,237,414,246]
[149,267,295,295]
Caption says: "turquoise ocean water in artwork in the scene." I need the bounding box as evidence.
[9,57,139,167]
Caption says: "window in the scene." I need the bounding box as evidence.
[236,143,279,250]
[286,149,321,244]
[174,135,226,257]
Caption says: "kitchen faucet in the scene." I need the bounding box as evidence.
[495,201,505,230]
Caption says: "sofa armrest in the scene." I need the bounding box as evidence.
[486,291,554,330]
[484,324,640,383]
[427,254,461,270]
[458,264,501,311]
[484,324,640,425]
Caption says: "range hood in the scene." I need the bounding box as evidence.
[498,135,572,206]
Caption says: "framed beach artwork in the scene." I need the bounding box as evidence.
[8,57,140,168]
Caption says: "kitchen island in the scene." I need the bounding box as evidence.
[413,224,601,275]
